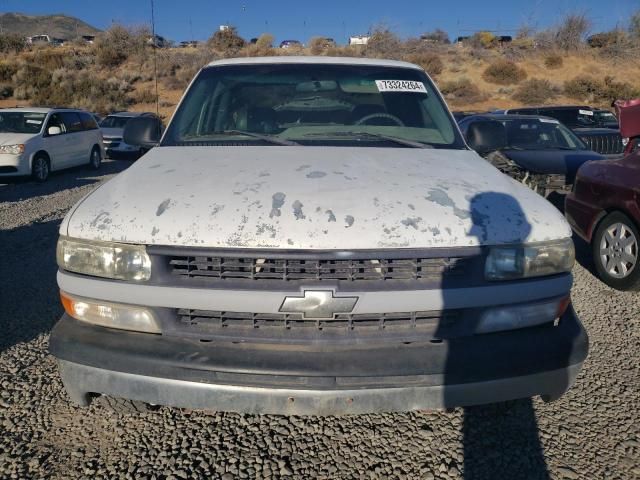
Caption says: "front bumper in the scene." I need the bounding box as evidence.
[50,307,588,415]
[0,153,29,176]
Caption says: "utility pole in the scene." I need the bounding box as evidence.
[150,0,159,118]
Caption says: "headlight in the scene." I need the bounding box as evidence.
[485,238,574,281]
[61,292,160,333]
[0,144,25,155]
[57,236,151,281]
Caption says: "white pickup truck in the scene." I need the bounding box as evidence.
[50,57,588,415]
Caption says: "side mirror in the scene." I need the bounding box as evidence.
[47,126,62,136]
[465,120,507,155]
[123,116,162,148]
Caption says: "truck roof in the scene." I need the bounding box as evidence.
[206,56,422,70]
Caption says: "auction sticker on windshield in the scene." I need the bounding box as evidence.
[376,80,427,93]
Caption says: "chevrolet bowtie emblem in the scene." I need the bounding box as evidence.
[279,290,358,319]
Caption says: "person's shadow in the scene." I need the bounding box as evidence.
[434,191,565,479]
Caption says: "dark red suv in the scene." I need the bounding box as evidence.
[565,151,640,290]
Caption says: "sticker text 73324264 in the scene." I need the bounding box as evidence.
[375,80,428,93]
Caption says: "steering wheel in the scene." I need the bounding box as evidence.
[355,112,405,127]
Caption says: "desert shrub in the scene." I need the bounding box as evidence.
[482,60,527,85]
[240,34,275,57]
[588,30,625,48]
[131,88,156,104]
[12,64,52,102]
[94,25,147,67]
[0,84,14,99]
[564,75,640,103]
[439,78,487,105]
[563,76,601,100]
[309,36,337,55]
[365,27,404,59]
[405,52,443,76]
[207,27,245,55]
[544,54,563,69]
[0,62,18,82]
[468,31,497,49]
[554,13,591,51]
[512,79,558,104]
[23,48,68,71]
[0,34,26,53]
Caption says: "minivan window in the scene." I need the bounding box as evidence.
[46,113,66,134]
[60,112,83,132]
[0,112,46,134]
[79,112,98,130]
[164,64,465,149]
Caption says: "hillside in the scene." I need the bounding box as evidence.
[0,26,638,120]
[0,12,100,39]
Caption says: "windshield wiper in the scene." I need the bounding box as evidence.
[304,131,432,149]
[220,130,300,146]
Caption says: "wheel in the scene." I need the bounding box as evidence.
[89,146,101,170]
[93,395,155,414]
[592,211,640,290]
[31,154,50,182]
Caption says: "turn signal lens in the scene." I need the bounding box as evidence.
[60,292,160,333]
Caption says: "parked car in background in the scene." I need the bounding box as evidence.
[100,112,161,159]
[179,40,199,48]
[279,40,302,49]
[497,106,625,156]
[458,113,606,196]
[565,150,640,290]
[50,56,587,415]
[349,35,370,45]
[0,107,103,182]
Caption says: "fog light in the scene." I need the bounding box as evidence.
[475,297,569,334]
[60,292,160,333]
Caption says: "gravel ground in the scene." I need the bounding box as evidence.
[0,161,638,480]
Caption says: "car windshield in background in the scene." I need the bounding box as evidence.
[499,118,587,151]
[163,64,465,149]
[100,116,132,129]
[0,112,46,134]
[593,110,618,127]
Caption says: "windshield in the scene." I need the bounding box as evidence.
[499,118,587,150]
[0,112,46,134]
[163,63,464,149]
[100,116,133,129]
[594,110,618,126]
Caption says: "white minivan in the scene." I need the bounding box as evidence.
[0,107,104,182]
[51,57,588,415]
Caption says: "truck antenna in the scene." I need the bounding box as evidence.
[150,0,160,118]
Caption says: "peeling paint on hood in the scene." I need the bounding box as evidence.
[62,146,571,249]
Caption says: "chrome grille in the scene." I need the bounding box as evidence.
[178,309,453,332]
[579,132,624,155]
[168,256,471,282]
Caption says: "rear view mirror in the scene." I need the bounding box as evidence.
[465,120,507,155]
[123,116,162,148]
[47,126,62,136]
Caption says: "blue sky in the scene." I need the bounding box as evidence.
[1,0,638,44]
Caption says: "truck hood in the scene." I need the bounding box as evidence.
[0,132,36,145]
[62,146,571,249]
[503,149,606,182]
